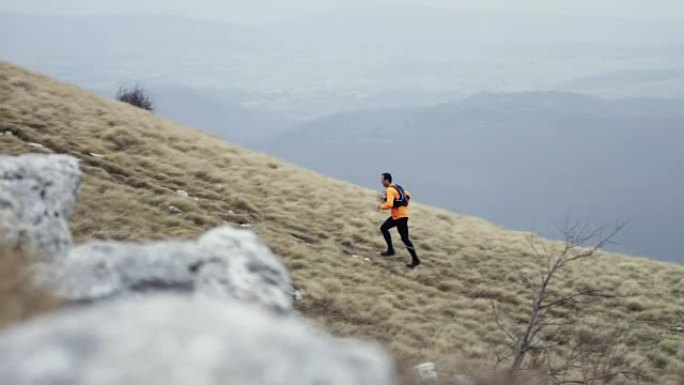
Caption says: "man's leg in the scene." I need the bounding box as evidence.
[380,217,397,255]
[397,218,421,267]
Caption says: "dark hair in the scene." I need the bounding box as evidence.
[381,172,392,183]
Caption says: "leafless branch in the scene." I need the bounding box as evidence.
[498,219,633,382]
[540,289,613,309]
[491,302,518,345]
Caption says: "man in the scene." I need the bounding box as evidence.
[377,172,421,268]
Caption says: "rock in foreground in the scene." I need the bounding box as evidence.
[37,226,294,312]
[0,154,80,262]
[0,295,395,385]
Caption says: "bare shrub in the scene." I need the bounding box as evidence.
[493,220,642,384]
[116,85,154,111]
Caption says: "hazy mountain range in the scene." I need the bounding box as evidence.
[149,85,296,143]
[3,7,684,118]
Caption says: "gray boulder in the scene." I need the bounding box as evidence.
[37,226,294,312]
[0,154,80,262]
[0,295,395,385]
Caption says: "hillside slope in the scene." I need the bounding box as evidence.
[1,61,683,383]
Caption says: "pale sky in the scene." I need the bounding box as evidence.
[1,0,683,23]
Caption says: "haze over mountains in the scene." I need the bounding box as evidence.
[1,4,683,262]
[3,7,684,117]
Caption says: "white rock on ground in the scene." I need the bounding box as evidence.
[0,295,395,385]
[176,189,189,198]
[0,154,80,262]
[292,290,304,301]
[36,226,295,312]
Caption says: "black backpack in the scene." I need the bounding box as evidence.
[391,184,409,208]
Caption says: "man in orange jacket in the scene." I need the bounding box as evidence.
[378,172,421,268]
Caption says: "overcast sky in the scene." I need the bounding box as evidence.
[1,0,684,23]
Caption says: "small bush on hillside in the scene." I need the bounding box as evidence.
[116,85,154,111]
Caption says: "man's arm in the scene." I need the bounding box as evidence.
[379,188,394,210]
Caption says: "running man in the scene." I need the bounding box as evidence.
[378,172,421,268]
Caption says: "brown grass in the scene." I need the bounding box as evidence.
[1,61,683,384]
[0,251,60,330]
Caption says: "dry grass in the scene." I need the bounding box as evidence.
[1,61,683,384]
[0,251,60,330]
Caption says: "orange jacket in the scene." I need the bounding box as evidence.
[380,184,411,219]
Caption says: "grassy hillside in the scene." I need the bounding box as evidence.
[1,61,683,383]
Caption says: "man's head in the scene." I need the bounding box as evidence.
[381,172,392,188]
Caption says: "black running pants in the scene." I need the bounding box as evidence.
[380,217,418,259]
